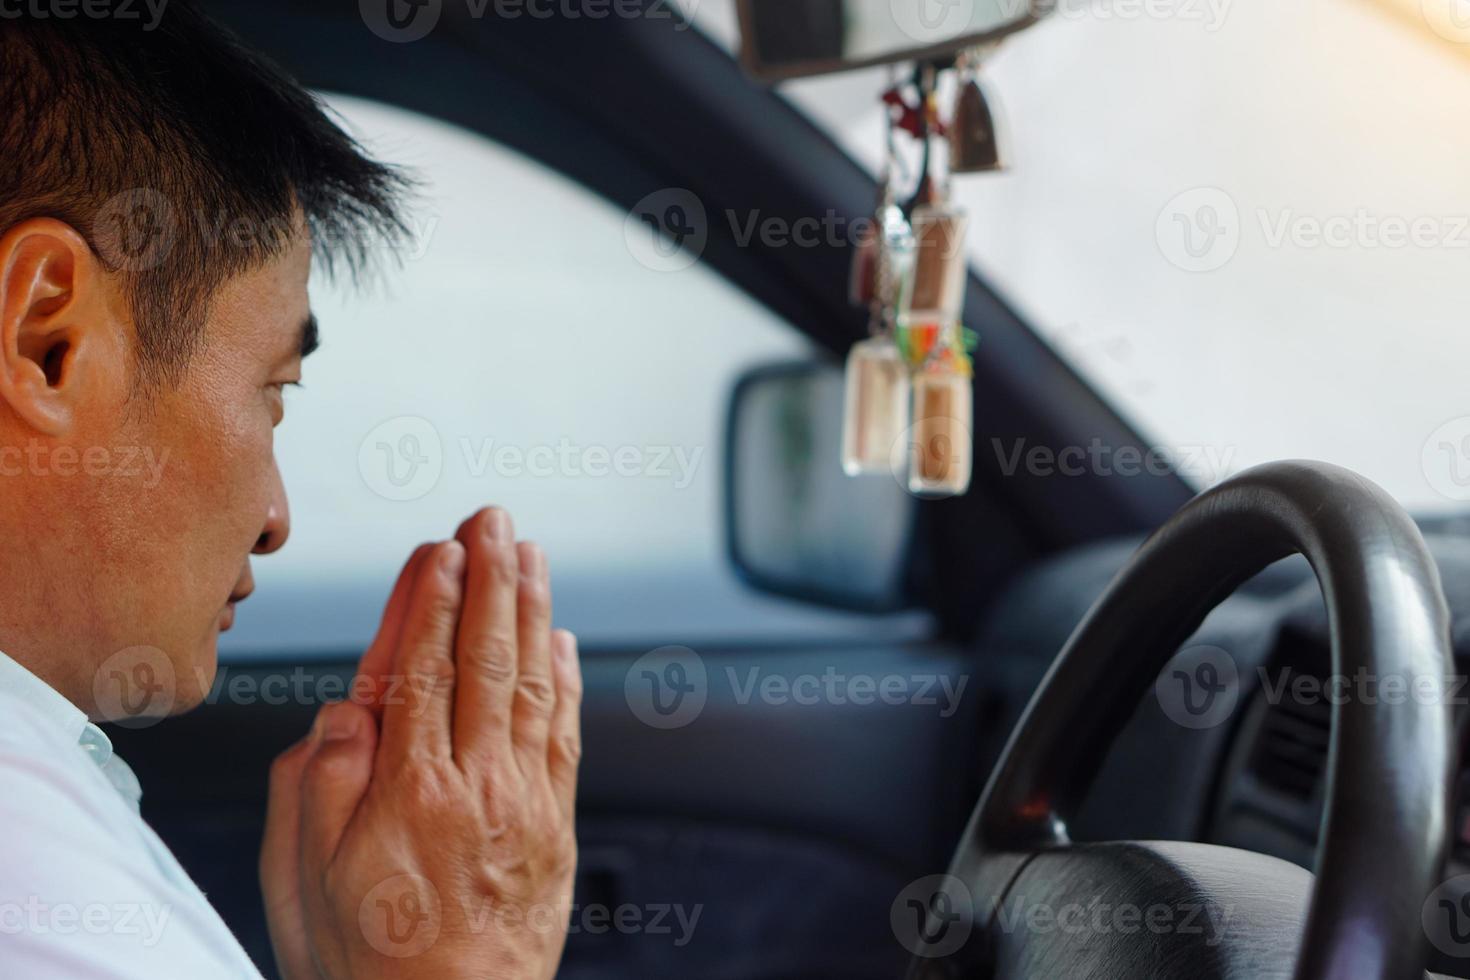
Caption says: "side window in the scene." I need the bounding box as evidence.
[221,94,889,659]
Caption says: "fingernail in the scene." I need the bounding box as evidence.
[316,704,359,743]
[487,509,511,540]
[523,543,546,582]
[554,630,578,663]
[441,541,466,576]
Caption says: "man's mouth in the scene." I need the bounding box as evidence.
[221,587,253,633]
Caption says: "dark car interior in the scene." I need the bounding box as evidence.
[100,2,1470,977]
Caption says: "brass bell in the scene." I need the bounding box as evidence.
[950,72,1003,174]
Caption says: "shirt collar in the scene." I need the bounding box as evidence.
[0,648,116,766]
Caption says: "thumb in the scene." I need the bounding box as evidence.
[299,700,379,873]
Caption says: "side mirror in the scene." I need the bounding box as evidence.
[725,360,917,611]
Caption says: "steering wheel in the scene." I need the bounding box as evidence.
[906,461,1455,979]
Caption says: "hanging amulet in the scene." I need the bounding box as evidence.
[950,76,1003,174]
[849,203,913,309]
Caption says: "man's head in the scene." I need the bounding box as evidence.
[0,6,408,719]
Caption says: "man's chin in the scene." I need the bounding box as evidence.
[89,638,218,727]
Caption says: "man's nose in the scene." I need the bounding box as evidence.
[253,460,291,555]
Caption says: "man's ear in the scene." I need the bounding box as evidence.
[0,218,125,435]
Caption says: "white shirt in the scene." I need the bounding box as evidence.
[0,650,264,978]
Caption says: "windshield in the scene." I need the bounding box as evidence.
[694,2,1470,511]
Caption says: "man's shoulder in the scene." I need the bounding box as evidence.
[0,688,134,838]
[0,687,83,750]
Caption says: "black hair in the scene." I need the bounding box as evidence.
[0,4,411,384]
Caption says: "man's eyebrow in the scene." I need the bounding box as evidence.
[298,313,320,359]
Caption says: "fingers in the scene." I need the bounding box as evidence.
[261,734,310,931]
[299,700,379,874]
[356,543,435,715]
[451,508,521,767]
[510,542,555,773]
[263,721,339,980]
[547,629,583,817]
[380,541,464,769]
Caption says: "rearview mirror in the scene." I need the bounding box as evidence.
[737,0,1046,82]
[725,361,916,611]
